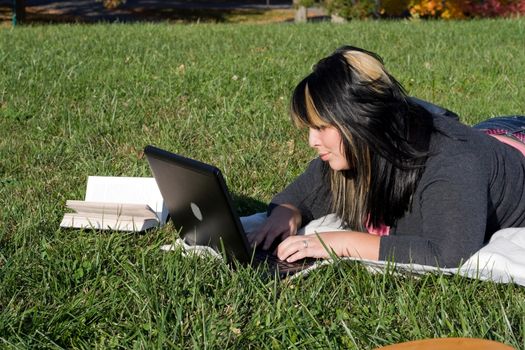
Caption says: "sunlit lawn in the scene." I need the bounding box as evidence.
[1,19,525,348]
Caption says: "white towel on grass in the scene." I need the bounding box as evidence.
[161,212,525,286]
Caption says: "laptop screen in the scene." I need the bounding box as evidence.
[144,145,251,263]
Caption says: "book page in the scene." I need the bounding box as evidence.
[61,213,159,231]
[84,176,168,222]
[66,200,158,219]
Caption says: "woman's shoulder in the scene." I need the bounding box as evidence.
[408,96,459,121]
[425,115,525,182]
[430,115,500,154]
[423,116,500,178]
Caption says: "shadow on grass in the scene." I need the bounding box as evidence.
[0,3,296,24]
[0,9,265,24]
[231,194,267,217]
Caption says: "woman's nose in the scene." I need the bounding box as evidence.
[308,128,320,148]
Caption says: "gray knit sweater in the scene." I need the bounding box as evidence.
[270,116,525,267]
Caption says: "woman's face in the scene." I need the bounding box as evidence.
[308,126,350,171]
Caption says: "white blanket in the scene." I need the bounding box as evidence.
[162,212,525,286]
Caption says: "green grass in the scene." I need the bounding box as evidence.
[1,20,525,349]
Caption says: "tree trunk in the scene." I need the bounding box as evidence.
[295,6,308,22]
[14,0,26,24]
[374,0,381,18]
[293,0,308,23]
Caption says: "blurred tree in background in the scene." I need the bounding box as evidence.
[98,0,127,9]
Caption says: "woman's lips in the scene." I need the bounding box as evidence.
[319,153,330,161]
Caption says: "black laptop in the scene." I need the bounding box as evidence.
[144,145,316,276]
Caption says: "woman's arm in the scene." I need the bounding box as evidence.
[269,158,331,225]
[276,231,380,262]
[250,158,331,250]
[277,145,490,267]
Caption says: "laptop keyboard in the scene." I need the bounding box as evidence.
[254,250,316,271]
[258,253,301,269]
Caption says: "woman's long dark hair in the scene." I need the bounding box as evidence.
[291,46,434,231]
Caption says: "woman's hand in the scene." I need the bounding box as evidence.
[248,204,302,251]
[276,231,381,262]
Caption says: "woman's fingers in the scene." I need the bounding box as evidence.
[261,228,286,251]
[277,236,308,261]
[276,235,331,262]
[248,225,270,247]
[261,219,299,250]
[249,221,286,250]
[248,208,300,250]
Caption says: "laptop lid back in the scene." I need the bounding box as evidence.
[144,145,251,263]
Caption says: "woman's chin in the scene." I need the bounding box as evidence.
[328,161,350,171]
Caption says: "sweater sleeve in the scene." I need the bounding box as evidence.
[379,152,489,267]
[268,158,331,225]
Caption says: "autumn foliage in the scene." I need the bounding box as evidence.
[463,0,525,17]
[409,0,525,18]
[324,0,525,19]
[408,0,468,18]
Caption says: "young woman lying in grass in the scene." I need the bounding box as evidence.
[249,45,525,268]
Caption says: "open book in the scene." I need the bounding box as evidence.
[60,176,168,232]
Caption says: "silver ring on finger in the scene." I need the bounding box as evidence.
[303,240,308,249]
